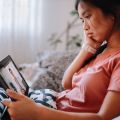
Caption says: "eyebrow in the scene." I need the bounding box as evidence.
[79,11,87,19]
[82,10,87,16]
[79,10,89,19]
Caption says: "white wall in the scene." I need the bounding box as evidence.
[0,0,82,64]
[39,0,77,51]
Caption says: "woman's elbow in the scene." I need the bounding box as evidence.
[62,80,72,90]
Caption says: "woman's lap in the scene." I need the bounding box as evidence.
[28,88,58,109]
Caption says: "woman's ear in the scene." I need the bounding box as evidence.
[111,15,115,21]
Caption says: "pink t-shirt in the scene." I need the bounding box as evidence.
[56,50,120,112]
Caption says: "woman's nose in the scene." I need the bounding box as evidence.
[83,21,90,31]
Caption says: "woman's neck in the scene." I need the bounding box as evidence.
[107,30,120,50]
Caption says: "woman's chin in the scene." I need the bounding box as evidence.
[95,37,106,44]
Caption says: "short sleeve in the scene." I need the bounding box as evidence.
[108,60,120,92]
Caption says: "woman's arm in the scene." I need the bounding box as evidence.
[3,89,120,120]
[38,104,102,120]
[62,31,103,90]
[62,48,93,89]
[36,91,120,120]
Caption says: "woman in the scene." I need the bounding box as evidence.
[1,0,120,119]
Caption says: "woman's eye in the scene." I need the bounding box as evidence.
[80,18,84,23]
[85,15,91,19]
[81,19,84,23]
[82,20,84,23]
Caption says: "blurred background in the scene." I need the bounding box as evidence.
[0,0,83,64]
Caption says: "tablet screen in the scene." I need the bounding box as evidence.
[0,55,29,95]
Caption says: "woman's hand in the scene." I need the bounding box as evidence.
[83,31,103,50]
[2,89,40,120]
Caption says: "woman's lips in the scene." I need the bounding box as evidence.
[87,33,93,38]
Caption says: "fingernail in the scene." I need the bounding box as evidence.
[1,100,8,104]
[6,89,12,94]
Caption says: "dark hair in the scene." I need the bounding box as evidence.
[75,0,120,29]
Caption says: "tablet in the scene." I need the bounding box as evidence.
[0,55,29,95]
[0,55,29,119]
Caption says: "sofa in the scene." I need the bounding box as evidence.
[20,50,78,92]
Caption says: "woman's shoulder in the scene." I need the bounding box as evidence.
[109,50,120,61]
[107,50,120,71]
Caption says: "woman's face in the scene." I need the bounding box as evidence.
[77,2,115,43]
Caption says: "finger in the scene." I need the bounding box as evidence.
[6,89,25,100]
[11,117,14,120]
[8,108,14,117]
[2,100,12,107]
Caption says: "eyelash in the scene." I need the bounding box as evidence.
[81,19,84,23]
[80,15,91,23]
